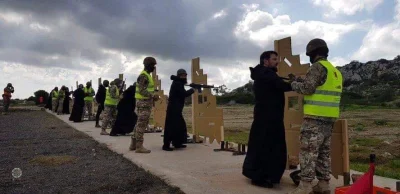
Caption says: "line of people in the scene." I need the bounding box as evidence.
[45,56,197,154]
[43,37,342,194]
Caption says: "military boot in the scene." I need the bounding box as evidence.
[312,180,330,194]
[100,129,109,135]
[129,138,136,151]
[287,181,313,194]
[135,141,151,154]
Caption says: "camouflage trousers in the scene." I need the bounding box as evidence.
[101,106,117,130]
[132,99,152,142]
[83,101,93,118]
[299,118,335,182]
[3,97,10,112]
[52,99,58,112]
[57,98,64,114]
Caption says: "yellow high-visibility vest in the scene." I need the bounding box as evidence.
[135,70,155,99]
[303,60,343,118]
[84,87,94,102]
[105,87,120,106]
[52,91,59,100]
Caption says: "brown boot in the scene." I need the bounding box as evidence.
[129,138,136,151]
[312,180,330,194]
[135,141,151,154]
[287,180,313,194]
[100,129,109,135]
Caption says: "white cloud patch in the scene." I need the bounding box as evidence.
[235,7,367,50]
[352,1,400,62]
[0,11,25,24]
[311,0,384,17]
[213,9,227,19]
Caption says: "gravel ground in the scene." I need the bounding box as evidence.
[0,108,184,194]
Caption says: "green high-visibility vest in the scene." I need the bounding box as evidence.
[303,60,343,118]
[52,91,59,100]
[135,70,155,99]
[83,87,94,102]
[105,87,120,106]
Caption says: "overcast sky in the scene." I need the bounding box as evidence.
[1,0,399,99]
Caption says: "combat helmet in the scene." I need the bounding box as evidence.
[177,69,187,76]
[306,38,328,56]
[143,57,157,66]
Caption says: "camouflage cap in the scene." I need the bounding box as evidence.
[306,38,328,56]
[177,69,187,76]
[7,83,12,87]
[143,57,157,66]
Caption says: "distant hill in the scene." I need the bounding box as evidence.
[216,55,400,107]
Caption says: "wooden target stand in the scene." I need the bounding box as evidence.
[275,37,350,186]
[188,57,246,156]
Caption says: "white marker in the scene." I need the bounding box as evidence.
[284,58,293,67]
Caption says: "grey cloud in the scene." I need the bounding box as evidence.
[0,0,272,69]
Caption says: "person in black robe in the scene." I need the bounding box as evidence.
[242,51,293,188]
[69,84,85,122]
[162,69,195,151]
[62,87,71,114]
[110,84,138,136]
[95,80,107,128]
[45,89,53,110]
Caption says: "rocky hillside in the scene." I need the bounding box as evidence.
[218,55,400,106]
[338,56,400,105]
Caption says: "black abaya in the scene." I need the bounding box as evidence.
[163,75,194,147]
[110,85,137,135]
[62,89,71,114]
[242,64,292,184]
[45,90,52,110]
[69,88,85,122]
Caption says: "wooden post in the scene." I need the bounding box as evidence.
[342,120,350,186]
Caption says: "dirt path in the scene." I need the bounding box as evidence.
[0,109,183,194]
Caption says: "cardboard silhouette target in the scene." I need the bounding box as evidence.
[275,37,350,185]
[191,57,224,144]
[151,69,168,131]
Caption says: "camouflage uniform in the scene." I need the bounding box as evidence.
[51,90,59,112]
[291,56,336,182]
[133,74,153,143]
[83,86,95,119]
[57,90,65,115]
[101,85,118,134]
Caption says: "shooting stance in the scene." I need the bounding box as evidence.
[162,69,195,151]
[129,56,159,153]
[83,82,95,120]
[288,38,343,194]
[2,83,15,115]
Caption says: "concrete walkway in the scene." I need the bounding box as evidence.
[47,110,399,194]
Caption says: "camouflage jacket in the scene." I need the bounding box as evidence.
[136,72,154,108]
[109,85,119,99]
[291,57,336,122]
